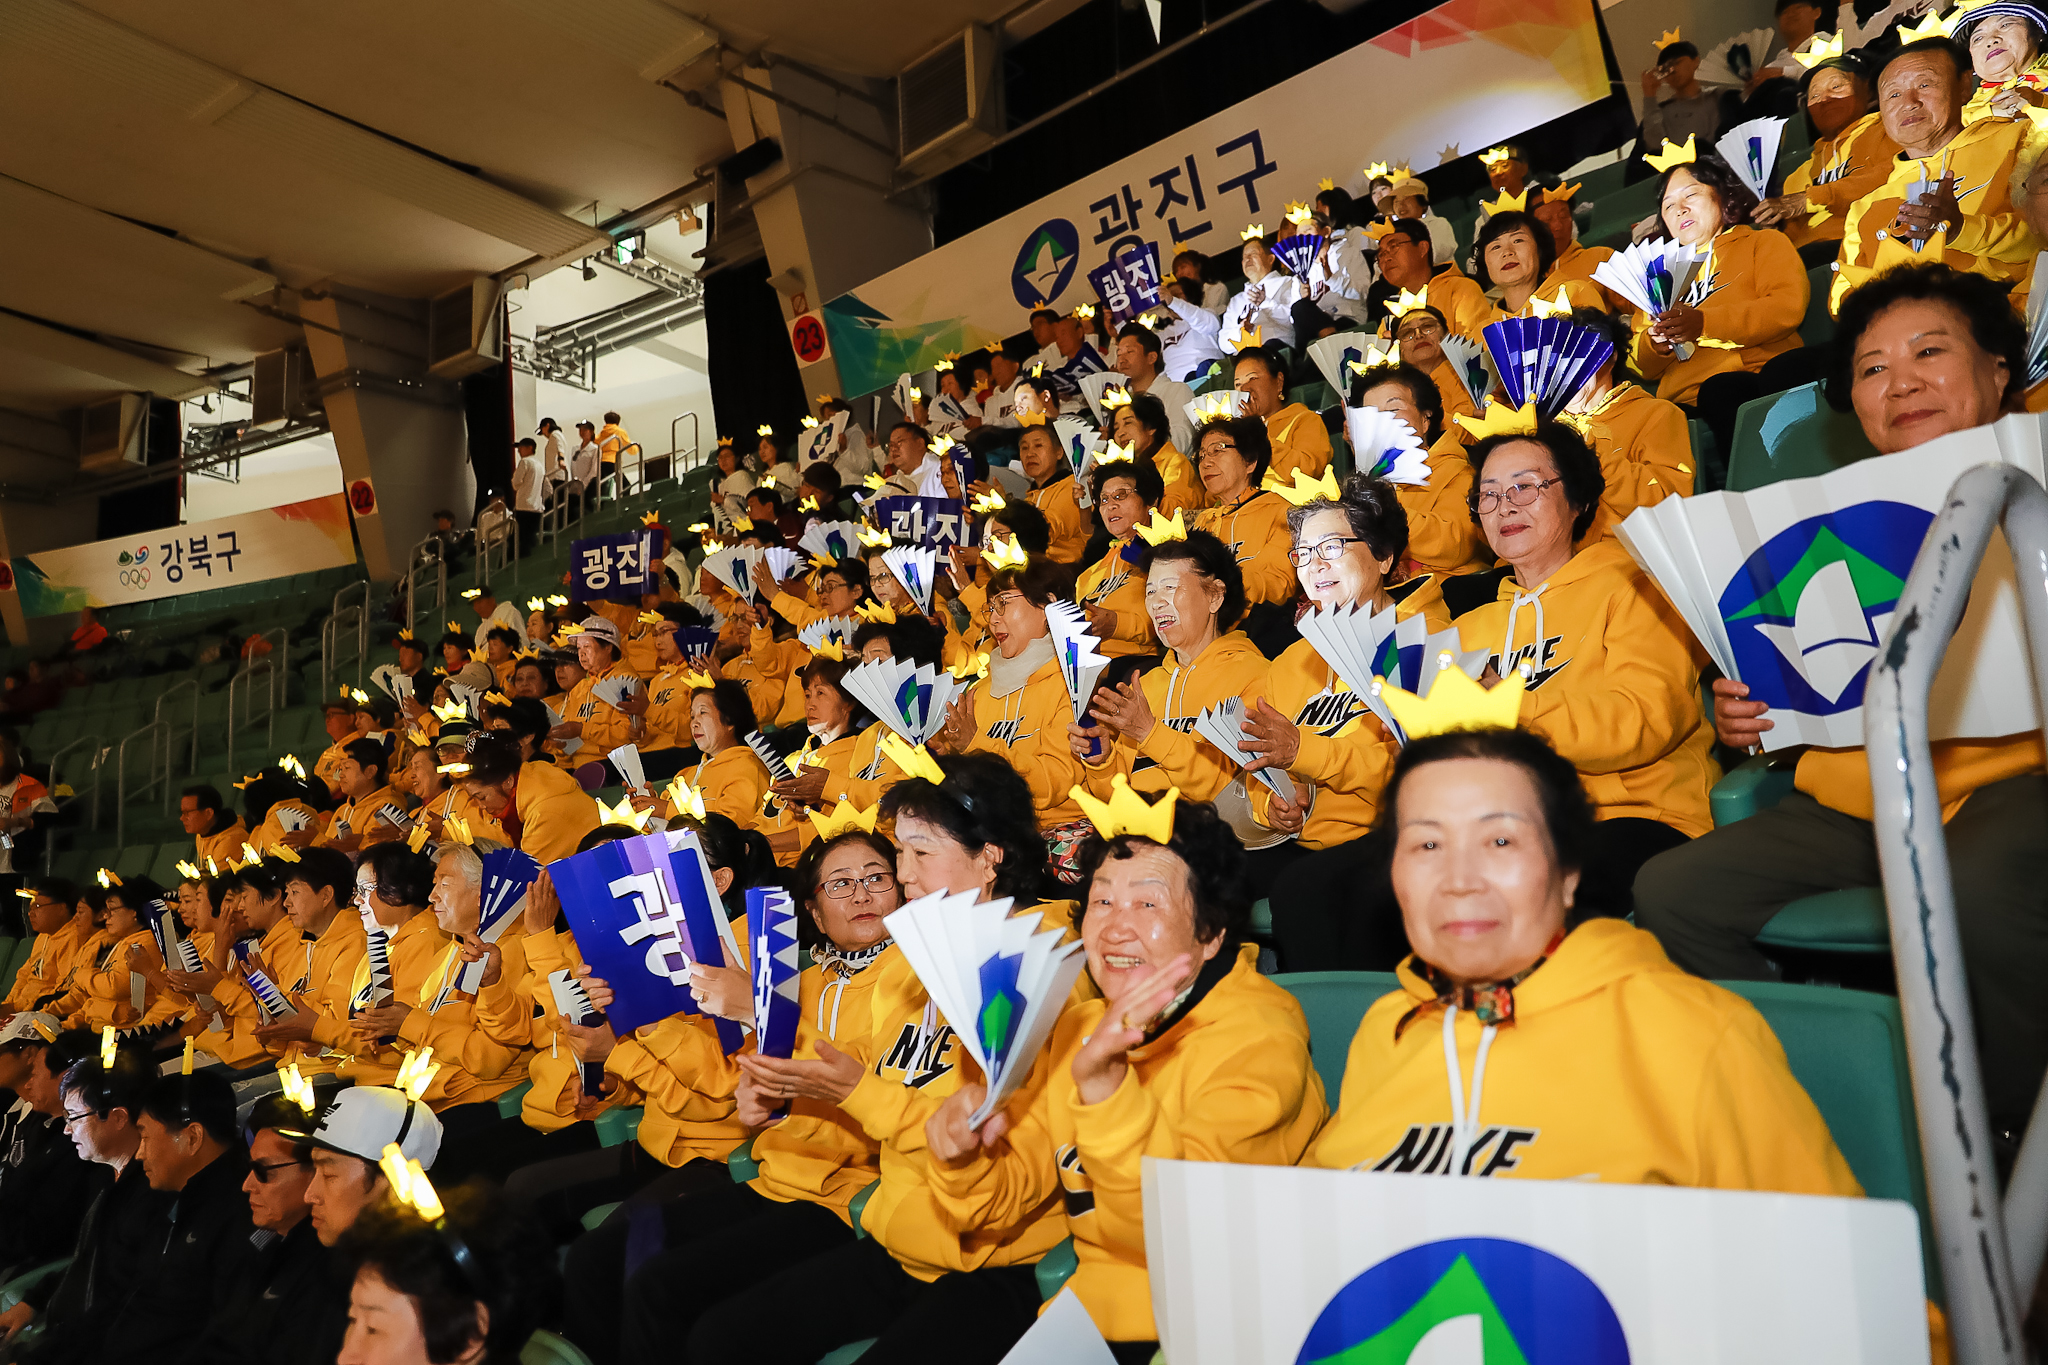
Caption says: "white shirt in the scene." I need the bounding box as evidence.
[1220,272,1301,351]
[570,439,601,485]
[1156,297,1226,385]
[1418,210,1457,266]
[983,380,1024,429]
[716,468,758,522]
[474,599,529,652]
[1301,228,1375,325]
[511,452,544,512]
[926,388,981,438]
[835,426,878,486]
[1199,279,1230,319]
[1132,375,1196,453]
[540,431,567,480]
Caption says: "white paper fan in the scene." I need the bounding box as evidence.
[1194,698,1297,802]
[1696,27,1777,87]
[1042,601,1115,727]
[371,663,413,702]
[759,546,805,587]
[882,890,1087,1127]
[798,615,859,654]
[1343,406,1431,486]
[1184,389,1249,429]
[1079,370,1133,427]
[744,730,796,781]
[882,545,939,614]
[1308,332,1374,396]
[839,657,962,745]
[608,743,647,792]
[1437,335,1494,410]
[798,410,849,467]
[591,675,639,709]
[1716,117,1788,201]
[799,520,865,562]
[2028,252,2048,388]
[1591,240,1708,358]
[445,681,485,718]
[701,546,767,603]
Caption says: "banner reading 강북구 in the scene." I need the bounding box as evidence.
[824,0,1609,396]
[10,494,358,619]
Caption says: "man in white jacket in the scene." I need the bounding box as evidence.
[1111,322,1195,452]
[509,438,544,556]
[1220,234,1300,352]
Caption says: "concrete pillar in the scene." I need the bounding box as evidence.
[297,291,474,583]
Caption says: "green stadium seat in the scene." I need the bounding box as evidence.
[817,1342,873,1365]
[520,1329,597,1365]
[1724,382,1878,492]
[0,1258,71,1312]
[1709,755,1797,826]
[495,1078,533,1118]
[149,844,192,887]
[578,1201,621,1233]
[728,1135,762,1182]
[113,843,157,878]
[1034,1236,1079,1300]
[1797,263,1835,349]
[1270,971,1400,1098]
[1756,888,1890,954]
[594,1105,642,1147]
[1,938,32,990]
[1583,176,1661,249]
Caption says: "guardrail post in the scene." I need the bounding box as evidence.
[1867,462,2048,1363]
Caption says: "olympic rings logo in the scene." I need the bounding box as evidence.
[119,567,151,588]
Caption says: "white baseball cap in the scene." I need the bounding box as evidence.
[0,1012,58,1048]
[284,1085,443,1170]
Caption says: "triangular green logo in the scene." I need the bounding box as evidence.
[1305,1255,1530,1364]
[1727,526,1905,622]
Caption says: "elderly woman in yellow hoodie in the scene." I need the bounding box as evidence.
[1353,361,1491,578]
[1560,308,1694,544]
[752,657,866,865]
[564,826,899,1363]
[1454,418,1715,916]
[1190,415,1298,656]
[923,790,1326,1361]
[1308,726,1857,1196]
[688,754,1083,1364]
[1075,455,1163,666]
[57,876,178,1035]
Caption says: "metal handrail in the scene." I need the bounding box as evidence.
[154,677,201,781]
[406,536,447,636]
[1867,462,2048,1364]
[41,733,107,871]
[225,628,287,772]
[476,517,519,591]
[540,479,586,549]
[321,579,370,697]
[669,412,701,472]
[116,719,170,849]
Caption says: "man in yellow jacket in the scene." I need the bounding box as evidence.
[180,784,248,867]
[5,877,91,1012]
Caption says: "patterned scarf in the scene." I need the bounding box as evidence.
[812,939,891,980]
[1392,930,1566,1041]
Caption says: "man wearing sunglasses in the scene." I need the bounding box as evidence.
[181,1094,349,1365]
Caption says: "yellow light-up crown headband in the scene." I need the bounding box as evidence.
[1378,654,1528,737]
[1069,773,1179,843]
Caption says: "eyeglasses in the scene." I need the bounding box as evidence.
[1198,442,1240,460]
[821,871,897,899]
[1474,478,1561,513]
[1397,318,1444,340]
[249,1157,308,1183]
[60,1109,94,1128]
[1287,536,1367,567]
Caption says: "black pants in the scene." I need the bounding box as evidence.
[1270,816,1691,971]
[514,510,541,555]
[1242,839,1310,903]
[690,1233,1043,1365]
[640,747,697,783]
[427,1100,514,1187]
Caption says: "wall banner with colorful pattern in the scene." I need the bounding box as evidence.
[824,0,1608,397]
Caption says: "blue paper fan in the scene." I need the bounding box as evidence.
[1270,232,1328,280]
[1480,317,1613,420]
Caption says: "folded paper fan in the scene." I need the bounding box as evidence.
[759,546,805,586]
[1042,602,1115,754]
[545,969,608,1095]
[1591,238,1707,321]
[1297,600,1417,737]
[1078,370,1134,427]
[445,682,485,719]
[1185,389,1250,428]
[1437,335,1495,410]
[1696,27,1777,88]
[371,664,414,703]
[1193,698,1298,802]
[591,675,639,709]
[1308,332,1373,396]
[608,744,647,794]
[702,545,768,603]
[744,731,797,782]
[882,545,939,615]
[1269,232,1328,280]
[798,615,859,656]
[1342,406,1432,487]
[1052,415,1100,474]
[1479,317,1614,421]
[800,519,865,563]
[2028,251,2048,389]
[840,657,962,745]
[749,887,802,1063]
[798,410,849,466]
[882,890,1087,1127]
[456,848,539,993]
[1715,117,1788,202]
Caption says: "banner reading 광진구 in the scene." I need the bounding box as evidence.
[823,0,1609,397]
[9,493,358,618]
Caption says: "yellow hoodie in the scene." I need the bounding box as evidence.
[1083,631,1269,803]
[1265,403,1333,483]
[966,647,1089,827]
[5,911,92,1012]
[1247,577,1450,848]
[1194,489,1296,607]
[1307,919,1862,1194]
[1631,225,1807,408]
[1398,427,1489,578]
[1453,539,1717,837]
[748,952,888,1224]
[928,946,1327,1342]
[1569,383,1694,545]
[836,905,1083,1282]
[1074,537,1157,658]
[1150,442,1206,520]
[1027,472,1092,564]
[1781,112,1900,251]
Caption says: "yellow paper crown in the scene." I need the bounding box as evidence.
[430,698,468,723]
[1231,324,1264,353]
[1015,407,1050,427]
[1100,386,1133,411]
[717,435,734,448]
[1379,654,1528,737]
[1453,398,1541,440]
[442,815,474,846]
[985,536,1031,571]
[97,869,120,888]
[241,842,264,866]
[1896,9,1952,40]
[30,1016,56,1043]
[1350,337,1401,374]
[206,857,221,877]
[1190,391,1239,423]
[406,823,432,853]
[756,423,773,436]
[856,523,891,551]
[800,495,821,512]
[1365,160,1391,179]
[281,753,306,779]
[176,859,202,880]
[1072,303,1096,320]
[350,687,370,705]
[1539,181,1582,204]
[877,732,947,783]
[1097,440,1137,465]
[1792,31,1846,68]
[547,594,569,607]
[268,844,301,864]
[1240,223,1266,241]
[395,1047,440,1102]
[1528,286,1576,319]
[1384,288,1430,319]
[662,777,708,821]
[1318,176,1336,192]
[1284,201,1316,227]
[1133,507,1188,546]
[729,515,755,532]
[861,472,887,492]
[971,488,1007,513]
[436,761,472,776]
[949,649,991,682]
[811,638,846,661]
[807,799,881,839]
[1438,143,1460,164]
[935,353,956,371]
[801,415,820,430]
[407,727,431,747]
[640,511,661,527]
[279,1061,316,1111]
[101,1024,116,1067]
[1655,26,1681,47]
[182,1036,195,1075]
[854,599,898,624]
[597,793,653,831]
[1479,146,1515,168]
[1644,136,1697,173]
[380,1143,445,1222]
[1268,467,1344,506]
[1069,773,1179,844]
[1480,186,1529,215]
[1391,163,1412,180]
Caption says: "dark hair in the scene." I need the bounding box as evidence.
[1120,391,1172,451]
[1472,210,1558,291]
[1018,375,1060,413]
[338,1183,557,1365]
[1567,307,1644,387]
[1133,527,1248,630]
[797,656,871,730]
[1232,349,1288,390]
[32,875,81,910]
[1466,422,1605,542]
[140,1070,239,1148]
[342,738,388,786]
[1656,151,1757,230]
[801,464,843,498]
[1286,474,1411,565]
[59,1047,155,1120]
[439,630,472,659]
[240,765,322,828]
[484,626,521,653]
[819,557,872,600]
[280,846,356,906]
[695,679,758,742]
[985,555,1074,607]
[1876,36,1970,88]
[1384,216,1433,247]
[396,633,427,658]
[1114,323,1163,367]
[221,861,282,902]
[1193,415,1272,484]
[1091,453,1164,509]
[1315,185,1359,228]
[485,695,554,750]
[758,430,789,463]
[987,501,1052,554]
[463,733,525,786]
[1349,363,1446,445]
[360,842,435,910]
[790,829,900,949]
[888,421,931,448]
[1030,308,1060,327]
[747,486,785,515]
[246,1092,324,1144]
[1382,727,1601,922]
[879,752,1046,903]
[1826,262,2028,414]
[1655,39,1699,63]
[104,875,166,912]
[885,615,947,669]
[682,812,779,918]
[1073,797,1249,944]
[182,783,223,817]
[1798,51,1875,142]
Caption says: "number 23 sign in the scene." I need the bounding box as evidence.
[788,311,831,365]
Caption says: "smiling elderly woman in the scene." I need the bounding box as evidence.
[920,791,1325,1363]
[1306,727,1859,1193]
[1452,419,1715,916]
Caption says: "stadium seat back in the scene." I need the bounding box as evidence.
[519,1329,597,1365]
[1724,382,1878,492]
[1272,971,1400,1098]
[113,843,157,878]
[148,845,191,888]
[1797,263,1835,349]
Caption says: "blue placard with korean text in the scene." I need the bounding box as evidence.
[1087,242,1164,324]
[569,532,658,604]
[868,496,973,548]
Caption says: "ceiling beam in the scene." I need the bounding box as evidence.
[0,311,214,401]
